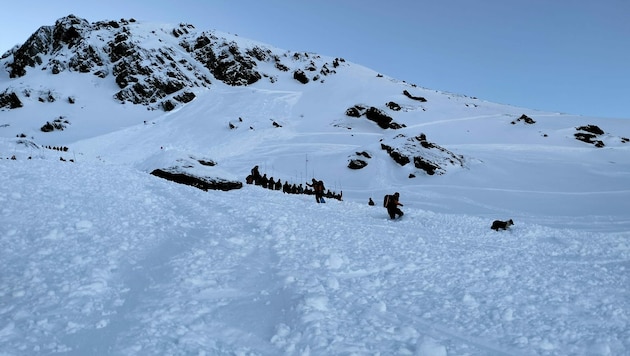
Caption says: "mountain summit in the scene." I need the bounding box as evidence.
[1,14,344,111]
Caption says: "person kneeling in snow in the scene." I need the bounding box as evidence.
[385,192,404,219]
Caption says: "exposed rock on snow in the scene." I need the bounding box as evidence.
[345,104,405,129]
[0,90,22,109]
[380,133,465,175]
[402,89,427,102]
[574,124,606,148]
[511,113,536,125]
[40,117,69,132]
[150,167,242,191]
[347,151,371,169]
[347,158,368,169]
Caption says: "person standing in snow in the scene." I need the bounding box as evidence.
[251,165,261,185]
[306,178,325,203]
[260,174,269,189]
[385,192,404,219]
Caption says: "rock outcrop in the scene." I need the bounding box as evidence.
[1,15,346,112]
[380,133,465,175]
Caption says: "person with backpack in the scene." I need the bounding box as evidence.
[307,178,325,203]
[384,192,404,219]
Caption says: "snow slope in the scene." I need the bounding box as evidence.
[1,159,628,355]
[1,17,629,356]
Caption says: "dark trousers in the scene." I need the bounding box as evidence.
[387,207,403,219]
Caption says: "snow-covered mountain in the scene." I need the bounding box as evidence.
[0,15,629,355]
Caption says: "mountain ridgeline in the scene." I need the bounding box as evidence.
[1,14,343,111]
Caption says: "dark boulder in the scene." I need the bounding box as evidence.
[0,91,23,109]
[402,90,427,102]
[344,106,405,129]
[151,168,243,191]
[511,114,536,125]
[348,159,368,170]
[381,143,411,166]
[345,105,364,118]
[365,107,394,129]
[386,101,402,111]
[576,124,604,135]
[574,125,605,147]
[413,157,440,175]
[293,69,309,84]
[174,91,196,103]
[574,132,605,147]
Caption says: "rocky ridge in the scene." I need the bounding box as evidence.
[1,15,343,112]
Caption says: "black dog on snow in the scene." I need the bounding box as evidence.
[491,219,514,231]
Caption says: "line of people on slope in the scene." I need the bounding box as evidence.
[247,166,400,216]
[245,165,343,203]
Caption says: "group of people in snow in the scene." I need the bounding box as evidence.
[245,165,343,203]
[246,165,404,218]
[246,166,514,225]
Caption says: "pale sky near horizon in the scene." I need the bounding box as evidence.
[1,0,628,119]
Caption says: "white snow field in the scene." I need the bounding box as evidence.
[1,154,628,355]
[0,18,629,355]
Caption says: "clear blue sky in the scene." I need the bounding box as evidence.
[1,0,628,119]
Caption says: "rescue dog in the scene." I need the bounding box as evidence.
[491,219,514,231]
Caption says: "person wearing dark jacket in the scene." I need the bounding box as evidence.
[251,165,261,184]
[386,192,404,219]
[306,178,325,203]
[260,174,269,189]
